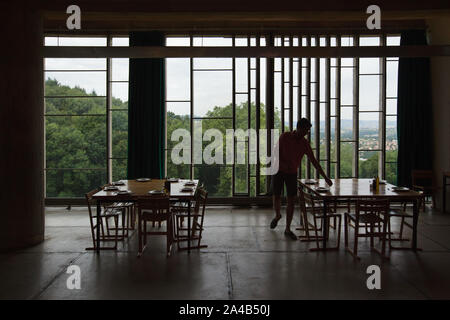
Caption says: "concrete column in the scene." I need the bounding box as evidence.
[0,2,44,250]
[427,17,450,211]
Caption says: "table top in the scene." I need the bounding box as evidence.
[298,178,422,199]
[92,179,199,201]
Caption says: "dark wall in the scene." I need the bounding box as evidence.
[0,2,45,250]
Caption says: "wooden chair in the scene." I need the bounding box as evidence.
[174,187,208,250]
[101,184,135,239]
[411,169,437,211]
[344,199,390,260]
[85,188,120,251]
[297,186,341,249]
[137,196,174,257]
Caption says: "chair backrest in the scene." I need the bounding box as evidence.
[85,187,101,219]
[138,196,171,221]
[355,199,389,219]
[194,187,208,216]
[412,170,434,187]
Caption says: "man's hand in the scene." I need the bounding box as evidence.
[325,177,333,186]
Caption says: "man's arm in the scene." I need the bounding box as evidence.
[305,143,333,186]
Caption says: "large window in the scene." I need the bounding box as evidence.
[44,33,399,199]
[44,36,129,197]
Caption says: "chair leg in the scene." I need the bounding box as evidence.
[353,228,359,258]
[344,214,349,247]
[114,215,118,250]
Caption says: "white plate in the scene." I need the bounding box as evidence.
[117,190,131,195]
[304,179,316,185]
[315,187,330,193]
[379,180,386,185]
[136,178,151,182]
[392,187,410,192]
[104,186,119,191]
[148,190,165,195]
[181,187,194,192]
[112,181,125,186]
[184,181,196,186]
[167,178,179,182]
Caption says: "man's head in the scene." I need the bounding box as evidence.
[296,118,312,137]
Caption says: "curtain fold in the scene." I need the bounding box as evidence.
[127,31,165,179]
[397,30,433,187]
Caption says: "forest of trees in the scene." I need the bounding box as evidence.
[45,79,397,197]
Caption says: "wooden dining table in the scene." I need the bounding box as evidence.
[298,178,423,252]
[92,179,199,254]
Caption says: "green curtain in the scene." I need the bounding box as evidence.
[127,31,165,179]
[397,30,433,187]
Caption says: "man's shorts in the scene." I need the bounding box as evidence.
[271,171,298,197]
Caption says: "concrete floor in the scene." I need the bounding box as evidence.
[1,205,450,300]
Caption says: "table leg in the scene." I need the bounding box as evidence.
[187,200,191,254]
[443,175,447,213]
[412,198,418,251]
[137,209,142,256]
[96,201,101,253]
[322,200,328,250]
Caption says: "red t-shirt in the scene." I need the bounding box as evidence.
[277,131,312,174]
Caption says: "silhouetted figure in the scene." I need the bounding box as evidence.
[270,118,332,240]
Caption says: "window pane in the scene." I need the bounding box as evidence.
[112,111,128,159]
[57,37,107,46]
[45,115,106,168]
[340,142,355,177]
[386,116,398,155]
[359,58,380,74]
[194,70,232,117]
[359,113,380,150]
[166,37,190,47]
[359,151,379,178]
[194,166,232,197]
[359,36,380,46]
[111,83,128,109]
[45,58,106,71]
[166,58,190,101]
[387,99,397,115]
[112,58,129,81]
[45,97,106,115]
[112,37,129,47]
[386,60,399,97]
[340,68,354,105]
[46,169,106,198]
[112,159,127,181]
[359,75,380,111]
[45,72,106,96]
[193,36,232,47]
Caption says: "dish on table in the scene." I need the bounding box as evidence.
[315,187,330,192]
[181,187,194,192]
[167,178,179,183]
[116,190,131,195]
[304,179,317,185]
[391,186,410,192]
[184,181,196,186]
[136,178,151,182]
[148,190,165,195]
[112,180,125,186]
[104,186,119,191]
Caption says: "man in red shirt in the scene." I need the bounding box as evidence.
[270,118,333,240]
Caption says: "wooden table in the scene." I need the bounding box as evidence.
[443,172,450,213]
[298,178,423,252]
[92,179,199,254]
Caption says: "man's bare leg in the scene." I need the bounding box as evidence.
[270,195,282,229]
[285,196,295,232]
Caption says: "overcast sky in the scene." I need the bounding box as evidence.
[44,35,400,122]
